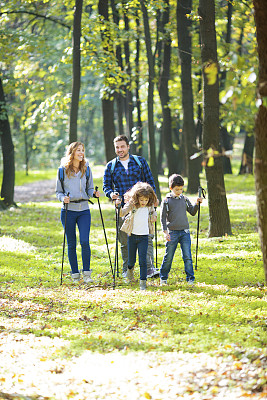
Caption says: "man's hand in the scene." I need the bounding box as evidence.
[115,198,122,207]
[111,192,120,200]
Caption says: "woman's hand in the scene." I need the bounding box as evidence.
[63,196,70,204]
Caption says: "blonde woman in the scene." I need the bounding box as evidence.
[56,142,100,283]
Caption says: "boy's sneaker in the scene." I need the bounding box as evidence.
[127,267,134,282]
[83,270,93,284]
[140,280,147,290]
[71,272,81,283]
[160,279,167,286]
[188,280,195,286]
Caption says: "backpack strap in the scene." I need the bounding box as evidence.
[58,166,65,194]
[132,155,145,181]
[85,165,90,196]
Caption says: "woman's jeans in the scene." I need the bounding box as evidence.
[160,230,195,282]
[128,234,148,280]
[61,209,91,274]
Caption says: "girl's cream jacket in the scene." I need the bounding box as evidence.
[119,202,157,236]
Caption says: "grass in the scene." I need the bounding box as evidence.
[0,171,266,369]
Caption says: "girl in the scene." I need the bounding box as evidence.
[56,142,100,283]
[116,182,157,290]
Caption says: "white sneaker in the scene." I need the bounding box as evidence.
[188,280,195,286]
[160,279,167,286]
[71,272,81,283]
[122,271,128,279]
[83,270,93,283]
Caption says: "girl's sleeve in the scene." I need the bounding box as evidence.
[119,202,132,217]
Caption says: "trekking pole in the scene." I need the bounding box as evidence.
[94,186,114,277]
[154,207,158,269]
[60,192,70,285]
[195,186,206,271]
[113,193,121,288]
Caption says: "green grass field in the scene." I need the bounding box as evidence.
[0,170,266,363]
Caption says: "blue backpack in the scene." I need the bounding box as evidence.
[58,165,91,196]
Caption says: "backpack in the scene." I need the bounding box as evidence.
[110,155,145,187]
[58,165,91,196]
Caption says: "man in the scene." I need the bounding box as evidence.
[103,135,159,278]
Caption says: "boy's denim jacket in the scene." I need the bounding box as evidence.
[119,202,157,236]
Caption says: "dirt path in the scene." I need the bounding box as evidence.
[14,179,58,203]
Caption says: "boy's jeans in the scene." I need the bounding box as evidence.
[160,230,195,282]
[61,209,91,274]
[128,234,148,281]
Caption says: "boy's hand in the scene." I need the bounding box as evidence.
[197,197,203,205]
[164,231,170,241]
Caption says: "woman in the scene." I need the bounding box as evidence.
[56,142,100,283]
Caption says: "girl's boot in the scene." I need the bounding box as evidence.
[140,280,146,291]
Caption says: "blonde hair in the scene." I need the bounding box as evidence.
[124,182,157,208]
[62,142,87,178]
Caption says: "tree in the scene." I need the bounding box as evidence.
[98,0,116,163]
[177,0,200,192]
[0,77,15,208]
[158,0,177,176]
[69,0,83,144]
[252,0,267,283]
[140,0,161,200]
[199,0,232,237]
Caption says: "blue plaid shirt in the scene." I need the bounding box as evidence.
[103,154,156,204]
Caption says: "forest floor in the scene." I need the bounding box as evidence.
[1,178,265,400]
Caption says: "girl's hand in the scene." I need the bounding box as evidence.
[164,231,170,241]
[63,196,70,204]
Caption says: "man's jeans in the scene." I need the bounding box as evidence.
[160,230,195,282]
[61,209,91,274]
[128,234,148,281]
[119,216,155,274]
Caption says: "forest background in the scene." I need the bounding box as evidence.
[0,1,267,398]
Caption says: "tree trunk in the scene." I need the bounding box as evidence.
[0,77,15,208]
[69,0,83,144]
[124,11,134,152]
[199,0,232,237]
[140,0,161,200]
[220,1,233,174]
[239,131,254,174]
[253,0,267,283]
[158,0,177,176]
[102,100,116,162]
[98,0,116,161]
[177,0,200,193]
[110,0,124,136]
[135,13,143,156]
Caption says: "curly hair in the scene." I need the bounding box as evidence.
[62,142,87,178]
[124,182,157,208]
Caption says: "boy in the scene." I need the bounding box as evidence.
[160,174,203,285]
